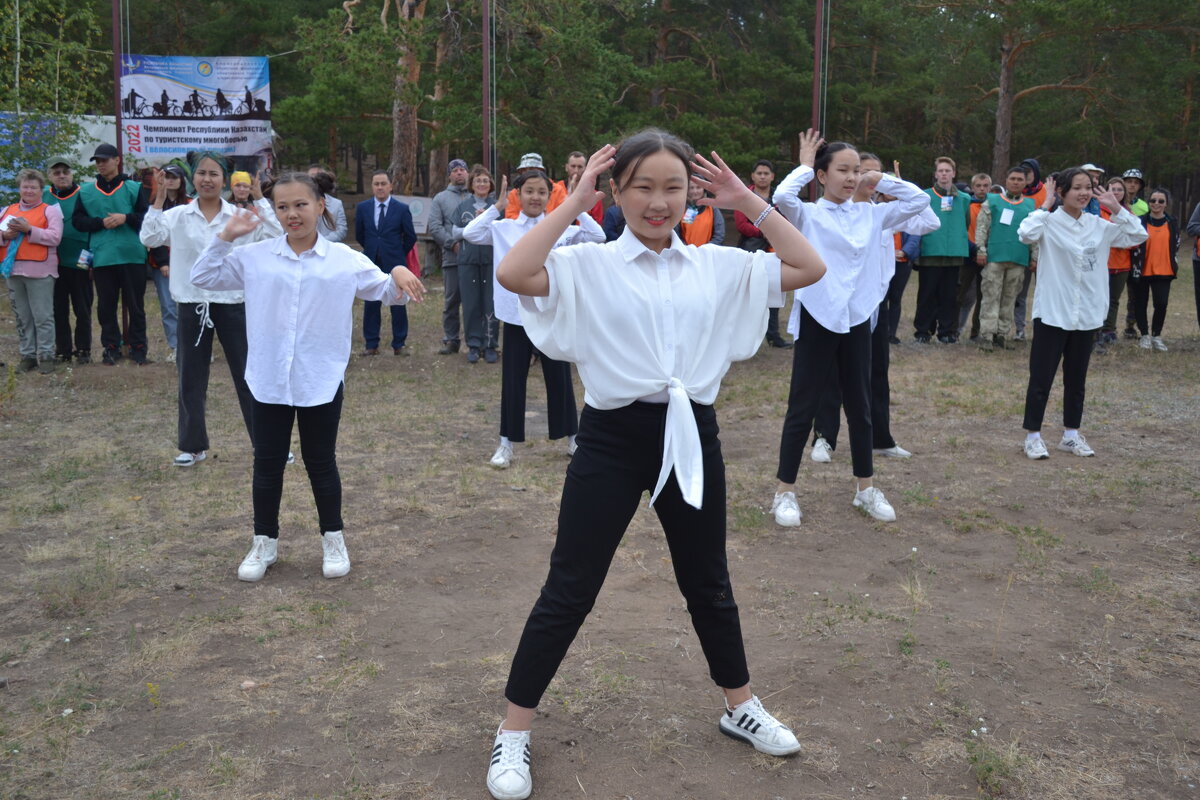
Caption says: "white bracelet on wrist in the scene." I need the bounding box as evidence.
[753,205,774,229]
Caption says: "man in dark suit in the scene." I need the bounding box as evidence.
[356,170,417,355]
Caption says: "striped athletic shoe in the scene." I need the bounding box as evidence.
[718,695,802,756]
[487,727,532,800]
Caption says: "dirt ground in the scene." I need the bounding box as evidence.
[1,263,1198,800]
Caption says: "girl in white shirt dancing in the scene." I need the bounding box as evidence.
[192,173,425,582]
[482,131,825,800]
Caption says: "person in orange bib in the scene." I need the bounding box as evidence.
[1129,187,1179,351]
[1097,177,1136,350]
[2,168,64,373]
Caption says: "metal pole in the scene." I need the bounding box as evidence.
[14,0,21,153]
[809,0,826,200]
[112,0,122,153]
[482,0,492,172]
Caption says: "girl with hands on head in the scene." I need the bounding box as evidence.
[484,130,822,800]
[769,129,932,528]
[190,172,423,585]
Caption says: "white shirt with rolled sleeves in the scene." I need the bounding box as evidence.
[1017,207,1146,331]
[191,234,409,406]
[461,205,604,325]
[139,197,280,304]
[773,166,931,335]
[518,227,784,510]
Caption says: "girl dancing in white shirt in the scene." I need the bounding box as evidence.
[482,131,825,800]
[192,173,425,582]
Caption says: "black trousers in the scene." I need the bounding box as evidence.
[1022,319,1095,432]
[813,308,895,451]
[955,260,983,338]
[93,263,147,353]
[500,322,578,442]
[913,265,959,338]
[458,261,498,350]
[53,267,93,357]
[251,385,344,538]
[177,302,254,453]
[1128,277,1172,336]
[886,260,913,339]
[1193,260,1200,331]
[505,402,749,709]
[777,305,873,482]
[765,306,785,344]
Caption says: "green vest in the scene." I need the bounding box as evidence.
[43,186,89,269]
[919,188,972,258]
[1130,198,1149,217]
[80,180,147,267]
[983,194,1036,266]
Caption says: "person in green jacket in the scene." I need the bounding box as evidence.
[914,156,971,343]
[974,166,1038,351]
[44,156,94,364]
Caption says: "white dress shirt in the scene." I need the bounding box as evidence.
[140,197,279,304]
[774,166,930,335]
[317,194,348,242]
[519,227,783,510]
[191,234,407,406]
[461,205,604,325]
[1018,207,1146,331]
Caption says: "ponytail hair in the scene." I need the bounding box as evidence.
[272,172,335,229]
[814,141,857,173]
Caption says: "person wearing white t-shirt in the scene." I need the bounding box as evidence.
[1016,168,1146,460]
[192,173,425,583]
[481,131,826,800]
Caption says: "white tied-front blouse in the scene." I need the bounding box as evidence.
[519,227,783,509]
[192,234,408,407]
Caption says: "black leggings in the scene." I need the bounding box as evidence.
[812,306,895,451]
[504,402,749,709]
[250,385,344,538]
[1128,277,1172,336]
[1022,320,1094,432]
[500,322,578,442]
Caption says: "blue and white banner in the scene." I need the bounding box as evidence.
[119,55,273,164]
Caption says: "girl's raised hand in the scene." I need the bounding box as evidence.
[570,145,614,212]
[798,128,824,167]
[493,175,509,213]
[219,208,262,241]
[251,173,264,201]
[1041,176,1057,210]
[1094,184,1121,214]
[691,150,753,211]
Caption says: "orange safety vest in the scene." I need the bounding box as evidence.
[1142,221,1173,277]
[0,202,51,262]
[680,206,714,246]
[1099,207,1131,272]
[894,232,907,261]
[504,181,568,220]
[968,201,983,244]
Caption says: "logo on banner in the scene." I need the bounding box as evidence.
[197,62,213,77]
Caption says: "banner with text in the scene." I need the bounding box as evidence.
[119,55,272,165]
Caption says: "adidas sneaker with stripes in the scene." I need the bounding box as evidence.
[718,695,802,756]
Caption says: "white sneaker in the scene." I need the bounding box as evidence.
[1057,434,1095,457]
[1024,437,1049,460]
[1151,336,1168,352]
[718,695,801,756]
[771,491,802,527]
[1139,335,1153,350]
[874,444,912,459]
[173,450,207,467]
[321,531,351,578]
[166,348,176,363]
[853,486,897,522]
[286,451,296,465]
[490,443,513,469]
[567,438,578,456]
[237,535,277,582]
[487,727,532,800]
[810,437,832,463]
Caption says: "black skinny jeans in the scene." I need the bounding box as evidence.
[500,322,578,442]
[505,402,749,709]
[777,305,874,482]
[1128,277,1172,336]
[812,305,895,451]
[251,385,344,538]
[53,268,93,357]
[1022,319,1095,432]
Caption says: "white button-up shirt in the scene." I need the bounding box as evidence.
[191,234,407,406]
[461,205,604,325]
[519,227,783,509]
[140,197,280,304]
[1018,207,1146,331]
[774,166,930,334]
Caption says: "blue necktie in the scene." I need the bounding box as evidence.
[377,201,386,227]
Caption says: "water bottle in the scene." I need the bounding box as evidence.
[77,249,94,269]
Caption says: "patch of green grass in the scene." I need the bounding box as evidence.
[902,483,934,507]
[965,738,1023,798]
[1008,524,1062,570]
[1077,566,1118,596]
[898,630,917,656]
[36,549,122,618]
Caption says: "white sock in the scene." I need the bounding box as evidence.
[1062,429,1078,442]
[499,436,511,448]
[1026,432,1042,443]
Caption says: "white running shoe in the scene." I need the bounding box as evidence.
[166,348,176,364]
[567,438,578,456]
[1139,335,1153,350]
[286,451,295,465]
[487,727,532,800]
[490,443,513,469]
[874,444,912,459]
[718,695,802,756]
[1151,336,1168,352]
[1057,434,1095,457]
[237,535,277,582]
[173,450,206,468]
[810,437,832,463]
[1024,437,1050,460]
[853,486,897,522]
[321,531,351,578]
[771,491,802,527]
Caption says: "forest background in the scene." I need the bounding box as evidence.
[4,0,1200,212]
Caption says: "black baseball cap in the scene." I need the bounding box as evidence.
[90,143,120,161]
